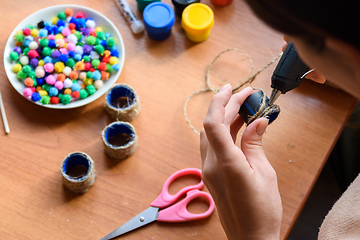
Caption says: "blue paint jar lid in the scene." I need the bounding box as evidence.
[143,2,175,34]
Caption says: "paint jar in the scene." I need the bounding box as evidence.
[211,0,232,6]
[171,0,200,17]
[60,151,96,194]
[136,0,161,12]
[143,2,175,41]
[238,90,280,125]
[181,3,214,42]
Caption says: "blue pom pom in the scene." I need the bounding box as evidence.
[100,40,107,47]
[38,29,48,38]
[48,39,56,48]
[92,70,101,80]
[31,92,41,101]
[59,54,68,63]
[49,87,59,97]
[44,21,52,27]
[43,56,52,64]
[51,58,59,64]
[77,19,86,29]
[110,50,119,57]
[112,64,120,71]
[104,33,111,39]
[56,19,65,27]
[37,78,44,85]
[68,51,75,58]
[74,54,82,61]
[71,83,81,92]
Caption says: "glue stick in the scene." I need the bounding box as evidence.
[114,0,145,34]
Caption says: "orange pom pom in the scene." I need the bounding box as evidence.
[57,73,66,81]
[64,88,72,95]
[64,8,73,17]
[69,71,78,80]
[101,71,109,80]
[24,77,34,87]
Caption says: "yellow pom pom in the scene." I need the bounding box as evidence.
[55,34,64,40]
[38,90,48,97]
[38,60,45,66]
[95,27,103,33]
[109,57,119,65]
[31,29,39,37]
[51,17,59,25]
[83,78,93,86]
[54,62,65,73]
[12,63,22,73]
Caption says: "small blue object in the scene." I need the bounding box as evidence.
[48,39,56,48]
[68,51,75,58]
[92,70,101,80]
[57,19,65,27]
[43,56,52,64]
[74,53,82,61]
[59,54,68,63]
[112,64,120,71]
[31,92,41,101]
[38,29,48,38]
[143,2,175,41]
[110,49,119,57]
[71,83,81,92]
[44,21,52,27]
[49,87,59,97]
[37,78,44,85]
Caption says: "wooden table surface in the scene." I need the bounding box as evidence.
[0,0,357,239]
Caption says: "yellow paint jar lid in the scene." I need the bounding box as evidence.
[182,3,214,36]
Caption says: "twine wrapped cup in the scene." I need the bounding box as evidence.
[104,84,140,122]
[60,151,96,194]
[102,121,138,159]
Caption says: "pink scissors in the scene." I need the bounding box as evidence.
[100,168,215,240]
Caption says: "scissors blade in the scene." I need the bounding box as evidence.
[100,207,159,240]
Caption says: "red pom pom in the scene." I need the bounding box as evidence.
[97,62,107,71]
[102,56,110,63]
[89,31,96,37]
[68,23,76,30]
[84,62,91,71]
[72,91,80,99]
[89,68,96,72]
[50,96,59,104]
[27,49,39,58]
[23,28,31,36]
[74,12,85,18]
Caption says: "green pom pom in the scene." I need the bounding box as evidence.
[41,95,50,104]
[32,78,37,87]
[39,38,49,48]
[94,45,105,55]
[86,71,92,79]
[96,31,105,40]
[26,25,34,30]
[74,31,82,40]
[86,36,96,45]
[22,47,30,56]
[66,58,76,68]
[91,59,100,68]
[43,84,52,92]
[17,70,27,79]
[10,51,19,61]
[42,47,51,56]
[82,55,90,62]
[106,63,113,73]
[62,94,72,104]
[106,38,115,47]
[79,89,88,99]
[86,85,96,95]
[57,11,66,20]
[22,65,32,73]
[15,33,24,42]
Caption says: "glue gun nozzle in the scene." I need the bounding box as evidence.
[269,89,282,105]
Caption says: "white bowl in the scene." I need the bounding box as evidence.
[3,4,125,109]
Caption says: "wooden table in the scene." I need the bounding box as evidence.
[0,0,356,239]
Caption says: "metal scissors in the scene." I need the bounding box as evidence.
[100,168,215,240]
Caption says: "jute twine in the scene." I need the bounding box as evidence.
[184,48,283,135]
[60,151,96,194]
[104,84,140,122]
[102,121,138,160]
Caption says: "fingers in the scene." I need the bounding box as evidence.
[305,70,326,83]
[241,118,270,169]
[224,87,253,126]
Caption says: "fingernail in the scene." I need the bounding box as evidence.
[219,83,231,92]
[256,118,269,135]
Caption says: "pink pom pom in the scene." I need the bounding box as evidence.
[62,28,71,37]
[35,68,45,78]
[66,42,75,51]
[27,50,39,58]
[55,39,65,48]
[47,35,55,40]
[54,81,64,90]
[46,75,56,85]
[75,12,85,18]
[23,87,33,98]
[59,48,68,54]
[44,63,54,73]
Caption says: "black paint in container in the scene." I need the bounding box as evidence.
[172,0,200,17]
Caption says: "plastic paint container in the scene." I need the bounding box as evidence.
[136,0,161,12]
[181,3,214,42]
[143,2,175,41]
[238,90,280,125]
[171,0,200,17]
[211,0,232,6]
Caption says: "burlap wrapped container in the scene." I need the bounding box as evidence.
[60,151,96,194]
[102,121,138,159]
[104,84,140,122]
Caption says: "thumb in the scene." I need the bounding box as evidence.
[241,118,269,165]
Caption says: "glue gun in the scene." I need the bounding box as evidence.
[269,42,310,105]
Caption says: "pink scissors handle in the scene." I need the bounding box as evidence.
[151,168,204,208]
[157,189,215,222]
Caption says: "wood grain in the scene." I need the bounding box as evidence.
[0,0,356,239]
